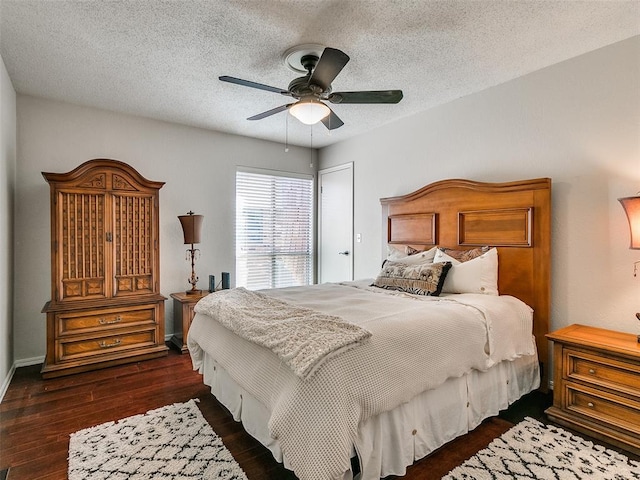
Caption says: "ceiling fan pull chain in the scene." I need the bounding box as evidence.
[285,112,289,153]
[310,124,313,168]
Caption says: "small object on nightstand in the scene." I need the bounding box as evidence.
[170,290,209,353]
[222,272,230,289]
[545,324,640,455]
[209,275,216,293]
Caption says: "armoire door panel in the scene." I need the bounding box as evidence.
[112,193,156,298]
[61,278,105,299]
[57,191,107,301]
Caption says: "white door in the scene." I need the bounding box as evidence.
[319,163,353,283]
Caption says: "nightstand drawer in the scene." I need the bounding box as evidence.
[564,382,640,436]
[565,348,640,397]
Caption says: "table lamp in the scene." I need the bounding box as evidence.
[178,211,204,294]
[619,194,640,341]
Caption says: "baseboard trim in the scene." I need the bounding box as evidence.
[0,364,16,403]
[14,355,45,368]
[1,356,45,403]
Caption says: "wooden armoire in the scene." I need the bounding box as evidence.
[41,159,168,378]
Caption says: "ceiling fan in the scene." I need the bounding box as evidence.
[219,46,403,130]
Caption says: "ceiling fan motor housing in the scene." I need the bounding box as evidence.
[288,75,328,98]
[287,54,329,98]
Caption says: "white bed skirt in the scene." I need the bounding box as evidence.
[197,349,540,480]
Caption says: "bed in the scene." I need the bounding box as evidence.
[188,177,551,480]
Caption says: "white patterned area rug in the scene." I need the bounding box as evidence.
[68,399,248,480]
[443,417,640,480]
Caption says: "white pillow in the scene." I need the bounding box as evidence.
[433,247,498,295]
[386,246,438,265]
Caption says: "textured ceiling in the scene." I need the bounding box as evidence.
[1,1,638,148]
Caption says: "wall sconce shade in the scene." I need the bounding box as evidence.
[289,98,331,125]
[619,196,640,249]
[178,211,204,245]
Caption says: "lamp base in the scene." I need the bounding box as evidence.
[186,289,202,295]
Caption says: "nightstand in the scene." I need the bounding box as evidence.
[545,324,640,455]
[169,291,210,353]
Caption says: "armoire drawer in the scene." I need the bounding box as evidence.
[56,305,157,336]
[565,348,640,397]
[56,327,159,362]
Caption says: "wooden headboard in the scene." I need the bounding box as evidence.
[380,178,551,389]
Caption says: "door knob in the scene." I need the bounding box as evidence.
[338,251,350,256]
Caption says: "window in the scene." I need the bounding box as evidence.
[236,168,314,290]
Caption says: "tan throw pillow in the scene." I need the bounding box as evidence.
[438,246,490,262]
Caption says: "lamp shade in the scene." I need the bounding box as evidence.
[178,211,204,245]
[619,195,640,249]
[289,99,330,125]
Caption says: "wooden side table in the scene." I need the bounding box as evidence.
[169,291,210,353]
[545,324,640,455]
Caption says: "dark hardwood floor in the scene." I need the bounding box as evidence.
[1,347,552,480]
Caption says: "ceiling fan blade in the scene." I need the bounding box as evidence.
[320,108,344,130]
[309,48,350,91]
[247,104,294,121]
[328,90,403,104]
[219,76,291,96]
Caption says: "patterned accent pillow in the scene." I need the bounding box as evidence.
[405,246,421,255]
[439,246,490,262]
[372,261,452,296]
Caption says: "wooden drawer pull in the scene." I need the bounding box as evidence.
[98,339,122,349]
[99,315,122,325]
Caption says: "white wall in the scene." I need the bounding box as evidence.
[0,54,16,389]
[14,97,314,362]
[10,36,640,367]
[319,37,640,340]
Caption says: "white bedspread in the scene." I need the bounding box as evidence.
[188,280,535,480]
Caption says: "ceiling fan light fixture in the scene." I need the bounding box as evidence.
[289,99,331,125]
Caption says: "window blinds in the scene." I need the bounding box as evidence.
[236,169,314,290]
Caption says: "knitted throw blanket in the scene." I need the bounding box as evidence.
[194,287,371,379]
